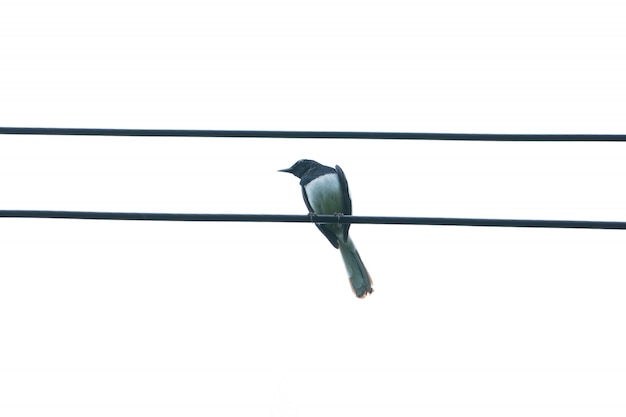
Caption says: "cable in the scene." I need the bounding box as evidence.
[2,128,624,228]
[1,210,625,230]
[1,127,626,141]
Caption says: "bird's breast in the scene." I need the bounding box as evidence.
[304,173,343,215]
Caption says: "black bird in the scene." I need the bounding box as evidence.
[280,159,373,298]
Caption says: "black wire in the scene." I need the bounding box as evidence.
[1,210,625,230]
[1,127,626,141]
[3,128,624,228]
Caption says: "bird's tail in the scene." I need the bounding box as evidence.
[339,237,373,298]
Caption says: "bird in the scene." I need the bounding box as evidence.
[279,159,373,298]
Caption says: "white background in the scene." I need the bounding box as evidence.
[1,0,626,416]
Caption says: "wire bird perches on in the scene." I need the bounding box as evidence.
[1,210,626,230]
[1,126,626,141]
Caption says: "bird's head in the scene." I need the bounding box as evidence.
[278,159,321,179]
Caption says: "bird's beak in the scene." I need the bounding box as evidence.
[278,167,292,173]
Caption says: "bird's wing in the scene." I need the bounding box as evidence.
[335,165,351,242]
